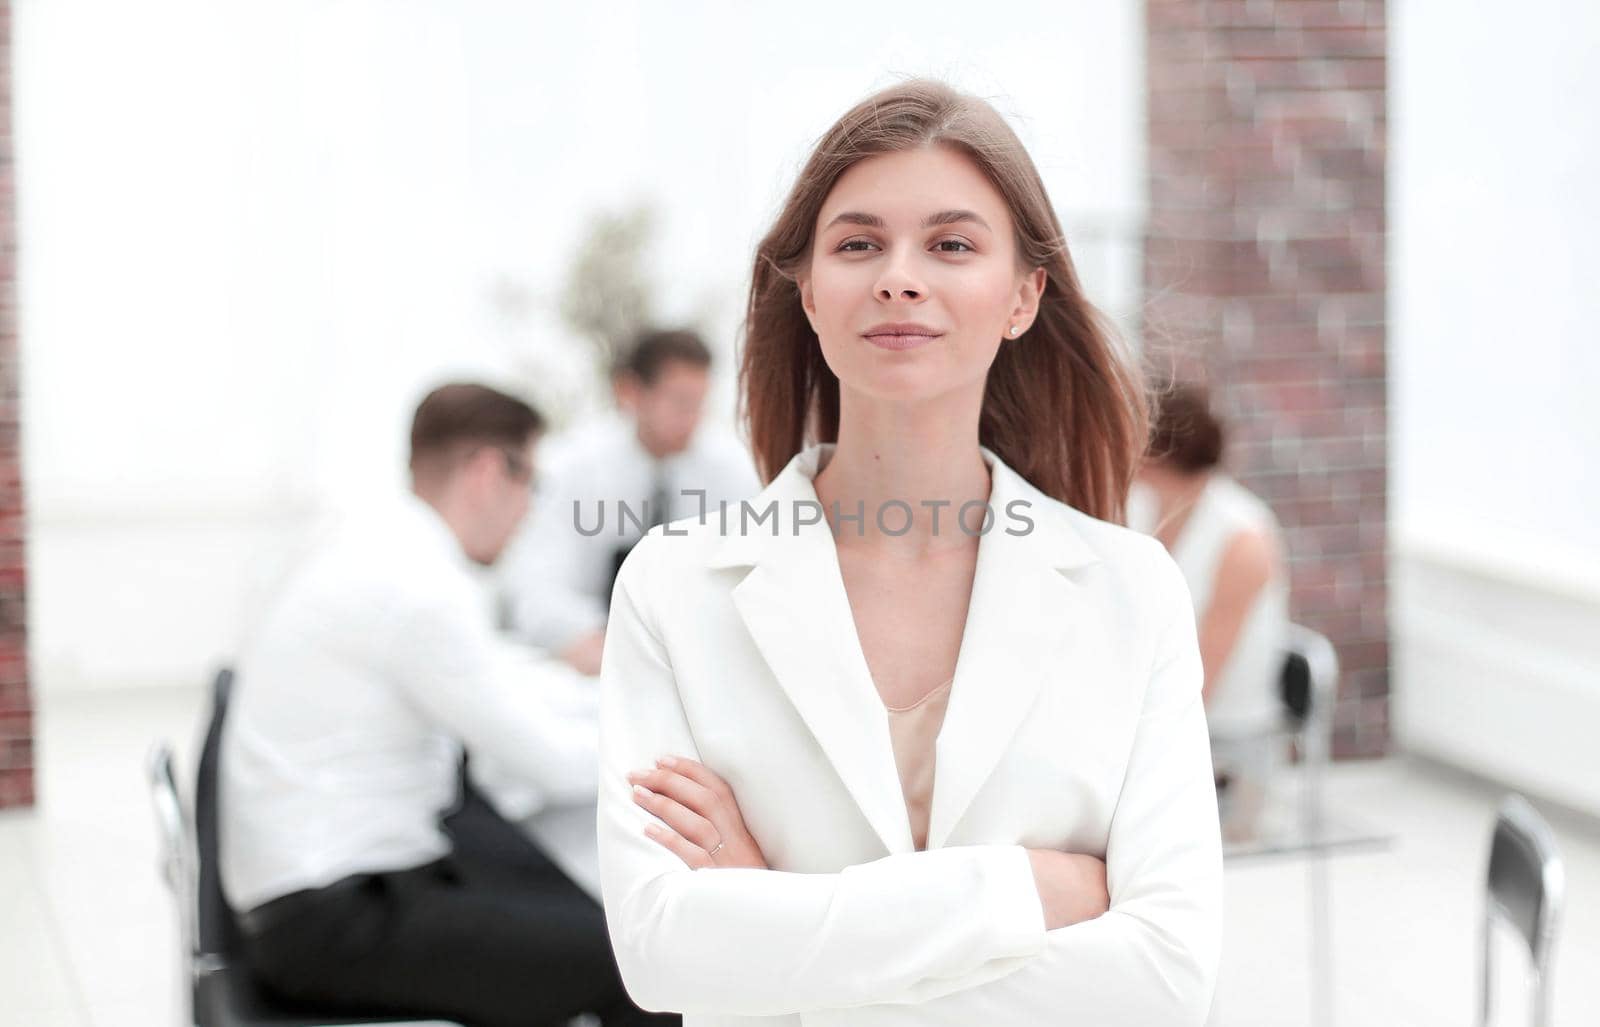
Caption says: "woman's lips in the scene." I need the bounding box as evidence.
[862,330,943,351]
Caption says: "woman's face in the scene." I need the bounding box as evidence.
[798,144,1045,404]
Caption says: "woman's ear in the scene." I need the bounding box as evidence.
[797,273,818,330]
[1009,267,1047,334]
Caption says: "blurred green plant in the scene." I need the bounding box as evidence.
[558,203,658,384]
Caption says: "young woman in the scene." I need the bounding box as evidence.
[597,80,1222,1025]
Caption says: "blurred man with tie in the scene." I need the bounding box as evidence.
[501,329,760,675]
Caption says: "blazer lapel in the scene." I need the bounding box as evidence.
[711,449,917,856]
[924,453,1101,850]
[708,445,1103,857]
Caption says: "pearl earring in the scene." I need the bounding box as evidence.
[1009,325,1021,337]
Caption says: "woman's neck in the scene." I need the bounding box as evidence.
[813,389,991,554]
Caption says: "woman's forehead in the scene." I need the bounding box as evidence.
[817,146,1009,227]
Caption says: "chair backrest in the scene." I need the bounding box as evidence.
[187,667,471,1027]
[195,666,242,960]
[1482,794,1564,1027]
[147,742,200,968]
[1279,649,1313,722]
[1278,625,1339,731]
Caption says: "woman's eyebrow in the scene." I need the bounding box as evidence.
[823,211,887,230]
[822,209,993,231]
[922,209,991,231]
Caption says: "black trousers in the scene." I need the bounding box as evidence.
[239,783,678,1027]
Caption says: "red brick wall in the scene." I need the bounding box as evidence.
[0,0,28,809]
[1144,0,1388,758]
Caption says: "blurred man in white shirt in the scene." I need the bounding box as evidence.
[220,383,676,1027]
[500,329,759,674]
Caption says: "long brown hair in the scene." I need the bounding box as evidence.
[740,79,1147,523]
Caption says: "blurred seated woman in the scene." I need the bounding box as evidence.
[1130,383,1290,841]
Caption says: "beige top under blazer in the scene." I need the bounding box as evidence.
[885,676,954,851]
[597,444,1223,1026]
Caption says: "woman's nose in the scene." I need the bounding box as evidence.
[873,252,926,302]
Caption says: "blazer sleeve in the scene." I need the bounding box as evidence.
[597,541,1050,1016]
[807,542,1225,1025]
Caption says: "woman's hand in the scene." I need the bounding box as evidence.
[628,756,769,870]
[1026,849,1110,930]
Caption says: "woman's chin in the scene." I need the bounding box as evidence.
[837,370,979,408]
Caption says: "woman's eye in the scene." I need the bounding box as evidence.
[934,239,974,253]
[837,239,877,252]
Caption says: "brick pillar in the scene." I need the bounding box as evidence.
[1144,0,1388,757]
[0,0,28,809]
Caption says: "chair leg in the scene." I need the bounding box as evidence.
[1307,843,1331,1027]
[1530,964,1549,1027]
[1301,721,1333,1027]
[1479,912,1492,1027]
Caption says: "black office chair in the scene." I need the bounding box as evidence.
[148,667,460,1027]
[1217,624,1340,846]
[1212,626,1340,1027]
[1481,795,1564,1027]
[1281,625,1339,832]
[1281,625,1338,1027]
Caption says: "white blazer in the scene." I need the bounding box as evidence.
[598,444,1222,1026]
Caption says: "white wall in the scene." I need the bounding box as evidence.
[1391,0,1600,815]
[17,0,1147,691]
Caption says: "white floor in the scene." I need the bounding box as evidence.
[2,686,203,1027]
[3,686,1598,1027]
